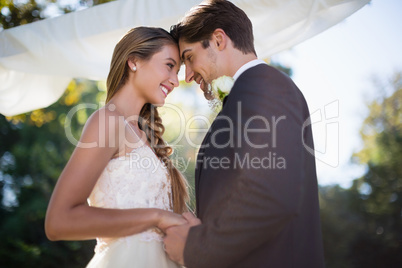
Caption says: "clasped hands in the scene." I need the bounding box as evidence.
[163,212,201,265]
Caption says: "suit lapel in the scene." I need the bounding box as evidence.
[195,123,213,215]
[194,65,267,216]
[194,93,232,215]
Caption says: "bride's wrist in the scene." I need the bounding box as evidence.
[153,209,165,229]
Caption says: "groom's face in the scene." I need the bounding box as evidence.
[179,39,219,96]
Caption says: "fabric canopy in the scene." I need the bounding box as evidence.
[0,0,370,116]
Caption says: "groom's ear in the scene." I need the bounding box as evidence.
[211,28,227,51]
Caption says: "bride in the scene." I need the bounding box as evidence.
[45,27,189,267]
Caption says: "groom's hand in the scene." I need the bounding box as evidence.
[163,212,201,265]
[182,212,202,226]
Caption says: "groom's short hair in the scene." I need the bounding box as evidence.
[170,0,256,56]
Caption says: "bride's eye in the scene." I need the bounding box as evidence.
[167,63,174,69]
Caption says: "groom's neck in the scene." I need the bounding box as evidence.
[225,50,258,77]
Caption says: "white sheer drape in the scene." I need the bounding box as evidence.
[0,0,369,116]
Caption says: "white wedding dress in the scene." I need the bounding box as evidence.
[86,121,179,268]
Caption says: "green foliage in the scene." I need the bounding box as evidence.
[0,0,43,29]
[0,79,103,267]
[0,0,116,30]
[321,72,402,267]
[0,4,113,266]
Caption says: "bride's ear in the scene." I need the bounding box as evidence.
[127,57,138,72]
[211,28,228,51]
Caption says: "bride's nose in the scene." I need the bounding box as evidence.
[169,74,179,88]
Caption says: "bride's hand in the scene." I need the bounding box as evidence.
[157,211,187,233]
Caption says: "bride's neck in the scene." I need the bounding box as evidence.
[108,86,145,120]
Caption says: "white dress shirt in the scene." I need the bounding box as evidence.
[232,59,268,81]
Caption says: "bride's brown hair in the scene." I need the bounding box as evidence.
[105,27,189,213]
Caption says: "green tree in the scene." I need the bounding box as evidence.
[320,72,402,267]
[0,80,106,267]
[347,72,402,267]
[0,1,113,266]
[319,184,362,268]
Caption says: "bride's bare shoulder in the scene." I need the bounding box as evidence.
[78,106,124,145]
[84,106,123,129]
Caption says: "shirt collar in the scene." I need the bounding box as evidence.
[232,59,268,81]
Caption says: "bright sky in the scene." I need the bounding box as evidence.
[273,0,402,187]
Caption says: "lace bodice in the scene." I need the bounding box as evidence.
[88,145,172,210]
[87,122,172,252]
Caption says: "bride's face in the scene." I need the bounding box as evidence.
[134,44,180,106]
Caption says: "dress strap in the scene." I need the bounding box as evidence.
[124,119,158,155]
[124,119,144,145]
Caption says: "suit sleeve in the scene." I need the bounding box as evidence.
[184,67,308,267]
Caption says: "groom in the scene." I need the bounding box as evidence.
[164,0,325,267]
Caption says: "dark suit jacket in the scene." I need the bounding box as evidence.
[183,64,325,268]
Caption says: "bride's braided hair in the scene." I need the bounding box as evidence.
[139,103,189,213]
[106,27,189,213]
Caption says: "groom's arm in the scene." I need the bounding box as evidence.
[184,67,310,267]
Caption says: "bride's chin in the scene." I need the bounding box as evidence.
[146,97,165,107]
[152,101,165,107]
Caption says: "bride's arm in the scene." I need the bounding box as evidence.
[45,109,185,241]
